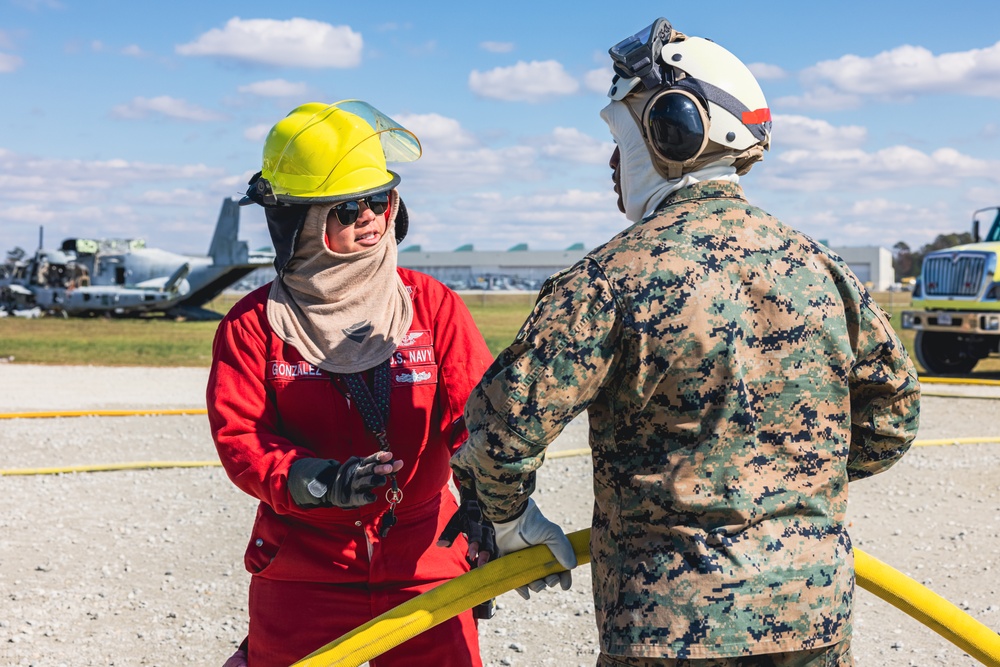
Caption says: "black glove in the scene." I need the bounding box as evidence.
[437,487,499,567]
[288,453,394,509]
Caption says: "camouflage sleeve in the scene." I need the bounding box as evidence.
[847,292,921,481]
[451,259,622,521]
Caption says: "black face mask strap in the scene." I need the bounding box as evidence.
[340,360,401,536]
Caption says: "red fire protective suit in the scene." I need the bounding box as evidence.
[207,268,494,667]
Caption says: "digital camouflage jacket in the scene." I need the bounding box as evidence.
[451,181,920,659]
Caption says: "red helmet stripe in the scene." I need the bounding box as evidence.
[742,108,771,125]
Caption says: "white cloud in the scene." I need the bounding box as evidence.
[11,0,63,9]
[135,189,213,206]
[540,127,615,165]
[405,188,623,251]
[0,52,23,72]
[176,17,363,69]
[0,149,236,253]
[469,60,579,102]
[5,203,58,224]
[121,44,146,58]
[480,41,514,53]
[747,62,787,80]
[771,114,867,151]
[774,85,861,111]
[803,41,1000,99]
[90,40,105,52]
[238,79,310,98]
[397,144,539,189]
[244,124,271,142]
[111,96,226,122]
[760,144,1000,193]
[392,112,477,150]
[584,67,613,95]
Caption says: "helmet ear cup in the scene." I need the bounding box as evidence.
[644,90,709,163]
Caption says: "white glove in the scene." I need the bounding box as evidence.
[493,498,576,599]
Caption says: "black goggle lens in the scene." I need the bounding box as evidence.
[647,93,706,163]
[332,193,390,225]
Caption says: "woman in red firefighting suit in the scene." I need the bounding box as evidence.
[207,101,494,667]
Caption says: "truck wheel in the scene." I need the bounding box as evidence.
[914,331,980,375]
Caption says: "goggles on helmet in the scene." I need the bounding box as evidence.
[330,192,390,225]
[608,18,673,89]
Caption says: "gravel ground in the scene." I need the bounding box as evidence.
[1,364,998,667]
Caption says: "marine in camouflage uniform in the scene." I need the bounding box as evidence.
[450,20,920,666]
[451,180,920,660]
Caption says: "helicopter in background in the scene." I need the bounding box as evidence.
[0,198,274,320]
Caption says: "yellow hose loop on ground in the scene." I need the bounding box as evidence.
[290,530,593,667]
[2,383,997,421]
[289,530,1000,667]
[0,461,222,476]
[921,390,1000,400]
[855,549,1000,667]
[920,377,1000,387]
[0,408,208,420]
[912,436,1000,447]
[4,436,1000,476]
[548,448,592,459]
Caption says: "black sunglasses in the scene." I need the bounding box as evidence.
[331,193,390,225]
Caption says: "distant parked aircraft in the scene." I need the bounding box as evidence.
[0,198,274,320]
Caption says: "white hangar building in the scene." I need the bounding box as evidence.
[395,243,895,292]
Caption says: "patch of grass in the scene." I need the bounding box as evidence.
[4,289,1000,374]
[0,316,221,366]
[460,293,535,356]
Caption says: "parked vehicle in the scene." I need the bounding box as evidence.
[901,207,1000,374]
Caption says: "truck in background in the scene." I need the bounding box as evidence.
[901,207,1000,374]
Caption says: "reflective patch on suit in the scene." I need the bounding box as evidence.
[391,364,438,387]
[267,360,325,381]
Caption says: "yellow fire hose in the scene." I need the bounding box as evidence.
[4,436,999,476]
[0,460,222,476]
[0,408,208,419]
[855,549,1000,666]
[291,530,1000,667]
[0,376,992,421]
[920,377,1000,386]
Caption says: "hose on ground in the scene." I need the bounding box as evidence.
[289,529,1000,667]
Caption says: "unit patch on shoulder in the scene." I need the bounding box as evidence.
[268,360,325,381]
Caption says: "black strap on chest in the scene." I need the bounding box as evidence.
[341,360,401,537]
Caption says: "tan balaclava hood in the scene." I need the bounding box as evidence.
[601,97,740,223]
[267,189,413,374]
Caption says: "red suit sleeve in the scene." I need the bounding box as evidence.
[206,300,314,519]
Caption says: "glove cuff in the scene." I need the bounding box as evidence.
[492,497,537,551]
[288,458,340,508]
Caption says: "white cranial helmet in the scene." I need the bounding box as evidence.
[607,19,771,177]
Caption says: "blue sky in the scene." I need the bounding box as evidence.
[2,1,999,257]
